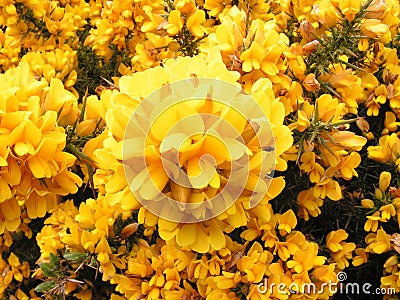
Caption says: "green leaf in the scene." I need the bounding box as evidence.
[49,253,60,267]
[39,262,56,277]
[64,252,89,263]
[35,280,56,293]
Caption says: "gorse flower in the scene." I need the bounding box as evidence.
[0,62,82,234]
[326,229,356,270]
[92,49,293,254]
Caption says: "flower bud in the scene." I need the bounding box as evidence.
[360,19,390,43]
[361,199,374,209]
[121,223,139,239]
[299,20,316,42]
[76,119,97,137]
[365,0,387,19]
[168,41,181,52]
[375,188,383,199]
[379,171,391,192]
[302,40,319,56]
[366,132,374,140]
[303,73,320,92]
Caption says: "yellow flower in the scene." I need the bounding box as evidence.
[368,133,399,163]
[164,10,184,36]
[7,253,29,283]
[21,46,78,88]
[240,42,265,73]
[176,223,211,253]
[300,152,324,183]
[291,101,312,132]
[277,209,297,235]
[186,10,208,38]
[366,0,388,19]
[384,111,400,132]
[94,50,291,254]
[331,241,356,270]
[285,45,307,80]
[326,229,356,270]
[313,0,340,28]
[246,283,271,300]
[213,271,241,289]
[291,271,313,293]
[208,9,244,54]
[326,229,348,252]
[44,78,79,127]
[365,96,381,117]
[36,225,64,259]
[297,188,324,220]
[381,256,400,292]
[96,237,116,280]
[329,151,360,180]
[365,229,391,254]
[330,131,367,151]
[362,73,379,92]
[203,0,226,17]
[312,263,338,283]
[131,43,157,70]
[267,262,293,297]
[261,227,279,249]
[338,0,361,22]
[287,242,326,273]
[364,212,380,232]
[313,178,342,201]
[379,204,396,221]
[274,231,307,261]
[302,73,320,92]
[360,19,391,43]
[381,273,400,292]
[174,0,196,15]
[352,248,368,266]
[75,119,98,137]
[75,94,103,137]
[320,63,363,113]
[383,254,398,272]
[237,242,272,283]
[141,6,165,33]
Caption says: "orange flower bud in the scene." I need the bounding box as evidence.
[365,0,387,19]
[302,73,320,92]
[121,223,139,239]
[302,40,319,56]
[360,19,390,43]
[299,20,316,42]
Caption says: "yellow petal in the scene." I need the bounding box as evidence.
[191,225,210,253]
[209,220,225,250]
[176,224,197,247]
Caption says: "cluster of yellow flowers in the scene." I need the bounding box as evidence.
[0,62,83,233]
[1,0,400,299]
